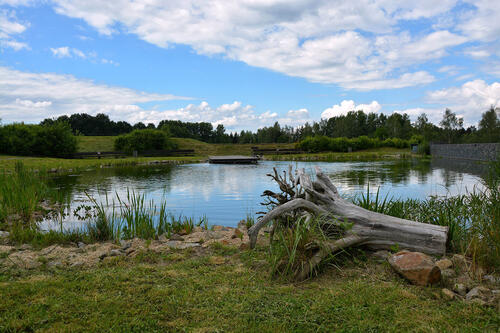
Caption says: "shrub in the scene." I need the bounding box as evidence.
[114,129,176,153]
[298,136,409,153]
[0,122,77,157]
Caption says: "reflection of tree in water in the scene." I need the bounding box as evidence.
[48,165,176,201]
[327,159,432,187]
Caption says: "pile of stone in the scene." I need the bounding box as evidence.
[385,250,500,307]
[0,221,254,270]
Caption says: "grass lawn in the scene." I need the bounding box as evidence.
[77,136,116,152]
[0,245,497,332]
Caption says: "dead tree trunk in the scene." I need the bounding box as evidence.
[248,166,448,279]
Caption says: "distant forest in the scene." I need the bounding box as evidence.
[40,107,500,144]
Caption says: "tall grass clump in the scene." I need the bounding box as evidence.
[269,215,349,280]
[81,190,207,242]
[0,162,52,227]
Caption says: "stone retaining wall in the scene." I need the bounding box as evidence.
[430,143,500,161]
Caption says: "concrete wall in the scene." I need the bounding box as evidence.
[430,143,500,161]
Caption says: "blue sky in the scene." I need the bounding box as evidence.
[0,1,499,131]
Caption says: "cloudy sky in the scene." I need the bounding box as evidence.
[0,0,499,130]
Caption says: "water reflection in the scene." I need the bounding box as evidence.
[43,159,486,230]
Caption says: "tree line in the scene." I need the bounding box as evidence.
[39,107,500,144]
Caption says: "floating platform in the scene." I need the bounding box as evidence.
[208,155,259,164]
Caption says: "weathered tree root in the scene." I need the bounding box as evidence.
[248,166,448,280]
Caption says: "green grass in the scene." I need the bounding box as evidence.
[77,136,116,152]
[0,155,202,174]
[265,147,410,161]
[76,135,296,155]
[0,247,497,332]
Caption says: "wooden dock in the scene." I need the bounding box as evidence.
[208,155,259,164]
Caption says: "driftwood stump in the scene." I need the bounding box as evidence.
[248,166,448,280]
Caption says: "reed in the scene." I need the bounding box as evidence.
[0,162,61,228]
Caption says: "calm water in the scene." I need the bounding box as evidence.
[42,158,486,230]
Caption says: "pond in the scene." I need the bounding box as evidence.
[42,158,487,231]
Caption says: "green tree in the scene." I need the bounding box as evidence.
[439,109,463,143]
[478,106,500,142]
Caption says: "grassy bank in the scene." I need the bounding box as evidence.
[0,246,498,332]
[263,147,410,161]
[0,155,202,173]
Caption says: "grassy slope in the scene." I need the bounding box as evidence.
[77,136,116,152]
[0,246,497,332]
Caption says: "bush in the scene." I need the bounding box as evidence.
[0,122,77,157]
[298,136,410,153]
[114,129,176,153]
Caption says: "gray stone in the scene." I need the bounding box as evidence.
[453,283,467,296]
[442,288,455,300]
[435,258,453,270]
[18,244,32,251]
[109,249,124,257]
[483,275,500,284]
[237,220,247,230]
[158,234,168,242]
[0,231,9,238]
[466,286,493,304]
[231,229,244,239]
[451,254,467,271]
[48,261,63,268]
[166,241,200,250]
[120,240,131,250]
[441,268,456,280]
[77,242,86,248]
[169,234,185,241]
[371,250,390,261]
[467,298,487,306]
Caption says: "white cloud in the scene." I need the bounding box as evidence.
[464,46,490,59]
[50,46,70,57]
[0,67,282,130]
[321,100,382,119]
[47,0,471,90]
[49,46,120,65]
[396,80,500,126]
[0,66,191,123]
[438,65,460,76]
[392,107,443,124]
[460,0,500,42]
[15,98,52,108]
[0,9,28,50]
[426,80,500,121]
[50,46,87,58]
[277,108,310,127]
